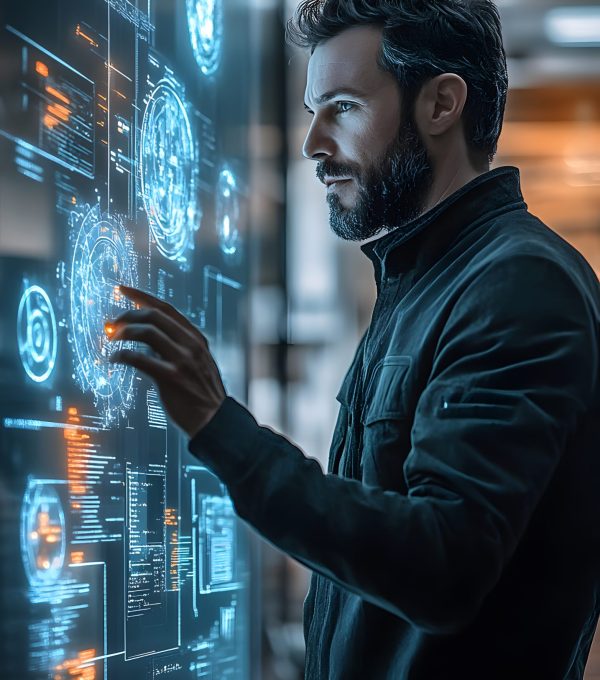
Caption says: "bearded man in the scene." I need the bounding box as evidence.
[109,1,600,677]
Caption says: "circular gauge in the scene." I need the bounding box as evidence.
[216,168,240,257]
[70,205,137,421]
[140,79,199,268]
[20,481,66,587]
[187,0,223,76]
[17,285,58,383]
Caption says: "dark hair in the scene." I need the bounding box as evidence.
[287,0,508,163]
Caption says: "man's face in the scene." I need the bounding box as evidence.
[303,25,434,241]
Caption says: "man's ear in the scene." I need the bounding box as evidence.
[414,73,468,138]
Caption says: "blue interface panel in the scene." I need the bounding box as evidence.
[0,1,254,678]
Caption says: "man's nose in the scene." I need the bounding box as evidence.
[302,117,335,160]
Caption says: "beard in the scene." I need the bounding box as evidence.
[316,111,434,242]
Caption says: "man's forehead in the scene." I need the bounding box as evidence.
[305,25,384,101]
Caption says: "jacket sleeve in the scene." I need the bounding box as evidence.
[189,255,597,634]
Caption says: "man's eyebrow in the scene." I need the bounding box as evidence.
[303,87,366,109]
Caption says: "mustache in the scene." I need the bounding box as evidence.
[316,160,360,184]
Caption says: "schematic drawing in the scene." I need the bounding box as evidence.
[140,78,200,268]
[216,166,240,257]
[69,204,138,422]
[17,283,58,383]
[20,479,67,587]
[186,0,223,76]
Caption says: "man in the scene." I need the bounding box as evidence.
[108,1,600,677]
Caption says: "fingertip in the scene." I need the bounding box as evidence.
[104,321,118,337]
[108,350,124,363]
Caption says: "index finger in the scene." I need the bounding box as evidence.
[118,285,207,344]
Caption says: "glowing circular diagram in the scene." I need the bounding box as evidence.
[16,284,58,383]
[20,481,66,587]
[187,0,223,76]
[70,205,137,421]
[140,79,199,268]
[216,168,240,257]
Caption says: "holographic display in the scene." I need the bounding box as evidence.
[0,0,254,677]
[140,78,200,268]
[20,479,67,586]
[69,204,138,422]
[17,283,58,384]
[216,167,241,257]
[186,0,223,76]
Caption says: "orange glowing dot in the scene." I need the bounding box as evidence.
[104,323,115,336]
[35,61,49,77]
[68,407,78,416]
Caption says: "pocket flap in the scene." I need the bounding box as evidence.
[363,356,411,425]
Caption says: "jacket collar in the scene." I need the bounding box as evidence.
[360,166,527,284]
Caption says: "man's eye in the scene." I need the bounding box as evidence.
[336,102,354,114]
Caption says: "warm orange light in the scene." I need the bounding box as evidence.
[75,24,99,48]
[104,322,115,337]
[45,85,70,105]
[47,103,70,122]
[43,114,59,129]
[35,61,49,77]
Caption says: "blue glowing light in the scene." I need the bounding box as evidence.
[70,205,138,422]
[20,480,66,587]
[216,167,240,257]
[17,284,58,383]
[186,0,223,76]
[140,79,200,268]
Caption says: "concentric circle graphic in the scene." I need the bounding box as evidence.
[20,481,66,587]
[70,205,137,421]
[140,79,199,268]
[216,168,240,257]
[186,0,223,76]
[17,284,58,383]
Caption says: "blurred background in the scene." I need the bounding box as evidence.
[248,0,600,677]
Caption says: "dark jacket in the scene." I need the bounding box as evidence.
[190,167,600,679]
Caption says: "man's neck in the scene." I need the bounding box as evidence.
[423,164,490,216]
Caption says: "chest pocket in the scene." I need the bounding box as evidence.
[360,355,413,491]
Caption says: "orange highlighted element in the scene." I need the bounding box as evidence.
[54,647,97,679]
[76,24,99,48]
[70,550,84,564]
[47,103,70,122]
[104,322,116,337]
[35,61,49,77]
[45,85,70,106]
[165,507,178,526]
[68,407,78,416]
[43,114,59,129]
[71,196,77,205]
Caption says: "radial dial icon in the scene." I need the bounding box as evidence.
[20,481,66,587]
[70,205,137,421]
[17,284,58,383]
[140,79,199,268]
[187,0,223,76]
[216,167,240,257]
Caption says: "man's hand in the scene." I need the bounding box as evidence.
[107,285,226,438]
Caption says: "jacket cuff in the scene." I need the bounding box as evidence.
[188,396,261,486]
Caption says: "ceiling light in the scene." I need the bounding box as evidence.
[545,6,600,46]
